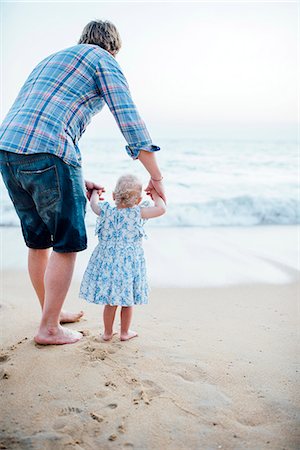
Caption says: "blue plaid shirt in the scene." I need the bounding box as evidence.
[0,44,160,166]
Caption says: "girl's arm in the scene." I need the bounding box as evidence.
[90,189,105,215]
[140,189,166,219]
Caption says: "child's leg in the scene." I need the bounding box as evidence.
[120,306,138,341]
[103,305,118,341]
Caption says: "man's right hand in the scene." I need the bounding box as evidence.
[145,178,166,203]
[85,180,105,201]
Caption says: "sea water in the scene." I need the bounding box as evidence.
[0,138,298,228]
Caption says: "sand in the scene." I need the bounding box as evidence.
[0,226,299,449]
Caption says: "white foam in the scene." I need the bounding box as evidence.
[73,225,299,288]
[142,226,299,287]
[1,226,298,287]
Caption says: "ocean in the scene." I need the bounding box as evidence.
[0,138,298,228]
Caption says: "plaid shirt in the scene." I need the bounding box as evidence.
[0,44,160,166]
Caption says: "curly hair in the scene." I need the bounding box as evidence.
[78,20,121,55]
[114,175,142,208]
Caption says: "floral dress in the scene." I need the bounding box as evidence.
[79,201,149,306]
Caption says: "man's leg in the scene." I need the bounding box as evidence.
[34,251,82,345]
[0,151,86,345]
[28,248,83,323]
[28,248,49,308]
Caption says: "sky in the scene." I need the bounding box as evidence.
[0,1,298,141]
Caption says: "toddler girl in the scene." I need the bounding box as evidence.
[79,174,166,341]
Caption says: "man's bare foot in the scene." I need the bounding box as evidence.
[34,325,83,345]
[60,310,84,324]
[120,330,138,341]
[101,331,117,342]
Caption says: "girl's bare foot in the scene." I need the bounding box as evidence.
[34,325,83,345]
[120,330,138,341]
[59,310,84,324]
[102,331,117,341]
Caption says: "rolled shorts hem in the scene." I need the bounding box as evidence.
[26,243,52,250]
[53,246,87,253]
[25,243,87,253]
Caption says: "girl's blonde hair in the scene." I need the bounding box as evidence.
[114,174,142,208]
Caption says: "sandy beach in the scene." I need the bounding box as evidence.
[0,226,299,449]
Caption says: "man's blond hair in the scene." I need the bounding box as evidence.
[78,20,121,55]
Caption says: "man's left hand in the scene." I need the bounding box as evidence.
[85,180,105,200]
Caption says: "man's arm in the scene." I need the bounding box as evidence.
[138,151,166,203]
[95,54,166,202]
[95,54,160,160]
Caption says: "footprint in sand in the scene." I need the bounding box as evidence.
[0,370,10,380]
[141,379,164,398]
[59,406,83,416]
[26,431,75,448]
[105,381,117,389]
[133,389,150,405]
[82,344,108,361]
[132,378,165,405]
[173,362,211,383]
[0,353,10,363]
[79,336,120,363]
[2,338,28,356]
[118,424,126,433]
[0,352,11,380]
[108,434,117,441]
[176,370,199,382]
[95,390,108,399]
[107,403,118,409]
[90,412,104,423]
[132,380,164,406]
[16,337,28,345]
[235,406,271,427]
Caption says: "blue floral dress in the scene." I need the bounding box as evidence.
[79,201,149,306]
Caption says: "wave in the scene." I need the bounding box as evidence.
[1,195,298,228]
[149,195,300,227]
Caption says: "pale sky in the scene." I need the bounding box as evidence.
[0,1,298,140]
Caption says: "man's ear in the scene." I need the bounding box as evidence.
[136,196,142,205]
[112,192,116,200]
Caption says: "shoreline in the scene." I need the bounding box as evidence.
[1,225,299,287]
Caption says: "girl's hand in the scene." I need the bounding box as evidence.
[145,178,166,203]
[97,188,105,201]
[90,188,105,203]
[147,187,159,201]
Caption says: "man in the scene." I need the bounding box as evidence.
[0,20,165,345]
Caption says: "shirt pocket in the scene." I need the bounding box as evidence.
[18,165,61,210]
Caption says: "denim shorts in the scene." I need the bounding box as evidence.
[0,151,87,252]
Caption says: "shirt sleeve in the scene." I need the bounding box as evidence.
[95,53,160,159]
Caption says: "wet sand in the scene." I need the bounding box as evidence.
[0,273,299,449]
